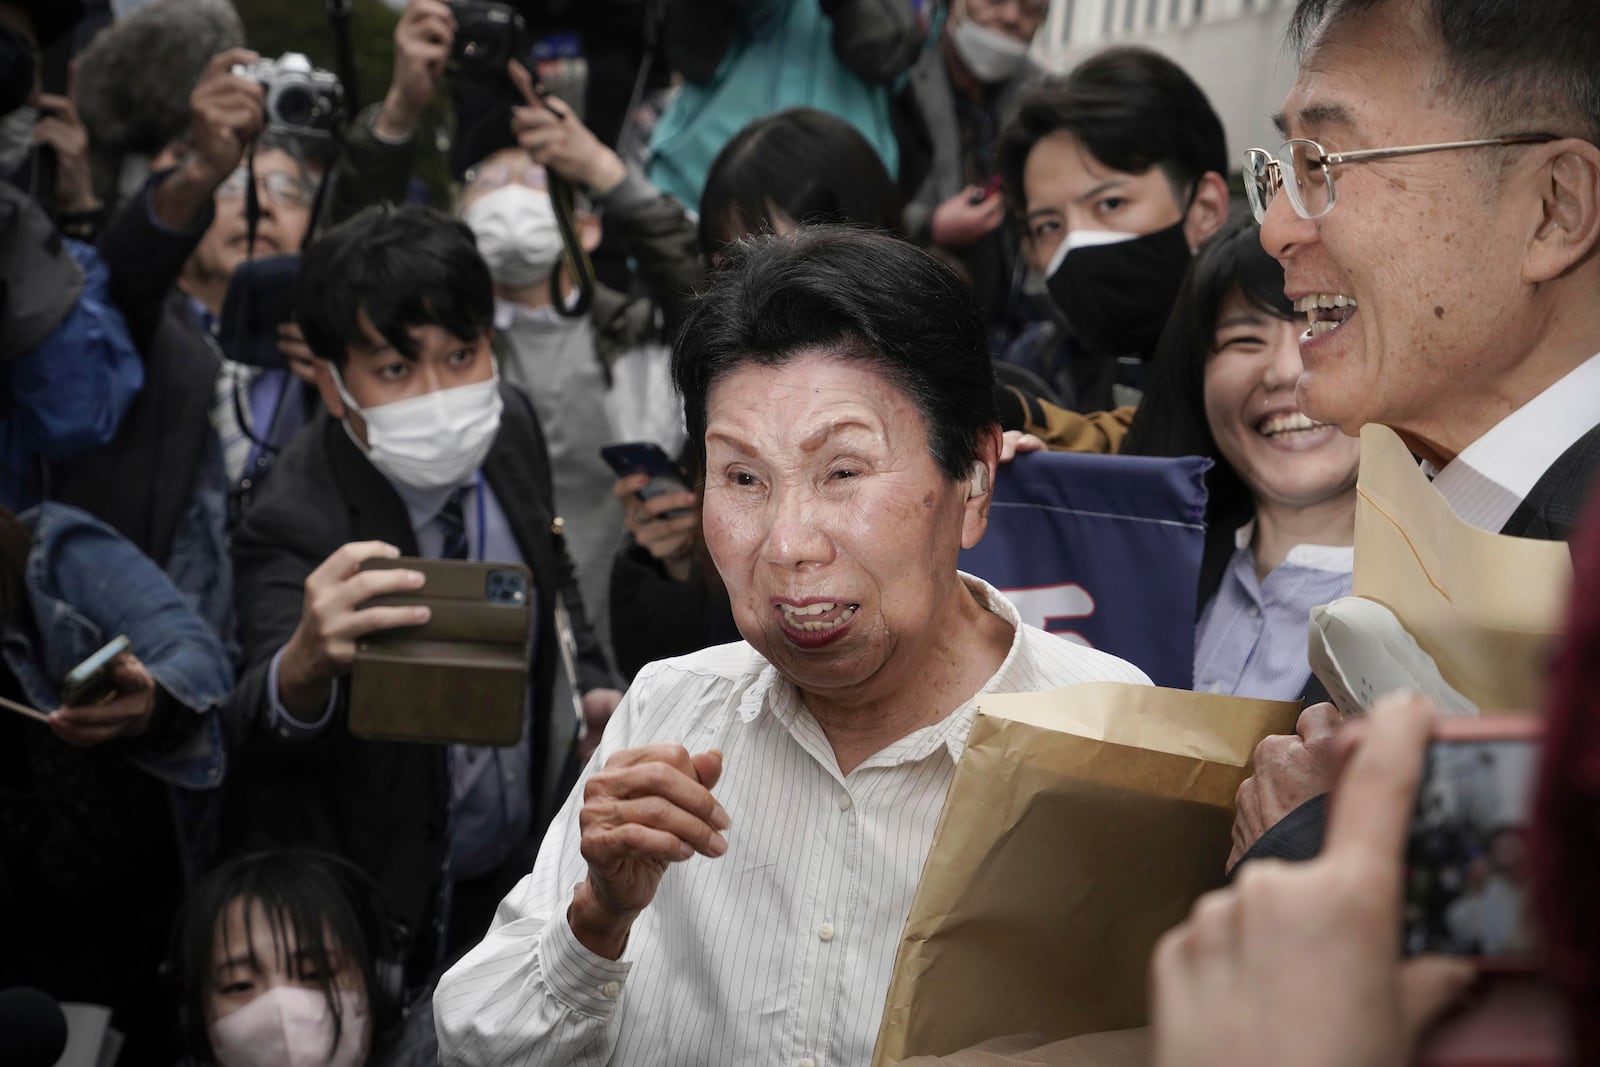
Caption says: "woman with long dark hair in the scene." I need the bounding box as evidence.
[1124,215,1360,700]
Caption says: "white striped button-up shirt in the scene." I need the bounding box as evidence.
[433,575,1149,1066]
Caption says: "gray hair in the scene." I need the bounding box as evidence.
[75,0,247,154]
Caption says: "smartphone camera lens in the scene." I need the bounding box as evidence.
[486,570,527,606]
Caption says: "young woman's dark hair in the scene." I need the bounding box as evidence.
[170,850,404,1063]
[698,108,903,260]
[996,46,1228,215]
[294,204,495,370]
[1120,213,1298,605]
[673,226,998,482]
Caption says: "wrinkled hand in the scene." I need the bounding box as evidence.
[50,654,155,747]
[569,744,730,958]
[999,430,1046,464]
[377,0,454,140]
[506,61,626,193]
[278,542,431,718]
[930,187,1005,250]
[185,49,266,188]
[33,93,97,213]
[1229,702,1342,869]
[614,473,698,582]
[1152,693,1475,1067]
[578,687,624,763]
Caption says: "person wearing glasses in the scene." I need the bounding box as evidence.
[1230,0,1600,873]
[47,48,318,643]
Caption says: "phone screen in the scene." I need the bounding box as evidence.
[1403,725,1540,962]
[61,634,132,707]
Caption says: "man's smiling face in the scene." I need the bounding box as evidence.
[1258,1,1552,461]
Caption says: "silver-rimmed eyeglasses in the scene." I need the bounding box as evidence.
[1242,133,1561,223]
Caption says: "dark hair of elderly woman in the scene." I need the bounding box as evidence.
[697,108,902,261]
[673,224,996,482]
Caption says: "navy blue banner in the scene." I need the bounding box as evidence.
[959,451,1211,689]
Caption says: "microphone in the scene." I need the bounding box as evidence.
[0,986,70,1067]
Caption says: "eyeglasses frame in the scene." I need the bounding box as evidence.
[1243,132,1563,223]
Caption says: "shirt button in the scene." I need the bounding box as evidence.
[836,792,853,812]
[798,1059,816,1067]
[818,922,835,942]
[1247,605,1261,618]
[600,981,621,999]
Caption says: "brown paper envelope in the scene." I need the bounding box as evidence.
[1352,425,1571,712]
[873,684,1298,1065]
[896,1027,1150,1066]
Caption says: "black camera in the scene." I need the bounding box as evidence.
[448,1,528,81]
[232,52,345,138]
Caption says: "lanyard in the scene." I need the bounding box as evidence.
[470,470,488,562]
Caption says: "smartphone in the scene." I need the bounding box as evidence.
[1403,716,1542,966]
[600,441,693,521]
[60,634,132,707]
[349,558,534,746]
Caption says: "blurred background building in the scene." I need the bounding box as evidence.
[1035,0,1297,172]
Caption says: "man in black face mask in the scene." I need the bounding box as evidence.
[996,46,1230,413]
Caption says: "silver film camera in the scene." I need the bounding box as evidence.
[232,52,345,137]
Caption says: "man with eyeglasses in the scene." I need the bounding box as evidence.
[1228,0,1600,871]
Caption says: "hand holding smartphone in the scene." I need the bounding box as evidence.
[61,634,132,707]
[600,442,693,521]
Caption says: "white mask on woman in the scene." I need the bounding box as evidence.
[462,184,565,288]
[330,365,504,491]
[950,20,1031,84]
[209,986,368,1067]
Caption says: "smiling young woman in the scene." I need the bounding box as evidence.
[1123,215,1360,701]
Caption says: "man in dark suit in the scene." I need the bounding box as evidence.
[223,204,621,982]
[1230,0,1600,866]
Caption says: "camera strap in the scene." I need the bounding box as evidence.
[324,0,361,114]
[547,173,595,319]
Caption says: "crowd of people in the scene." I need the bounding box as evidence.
[1,0,1598,1063]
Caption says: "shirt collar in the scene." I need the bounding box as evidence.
[388,472,475,533]
[1231,520,1354,573]
[1430,351,1600,531]
[493,299,568,332]
[738,573,1026,764]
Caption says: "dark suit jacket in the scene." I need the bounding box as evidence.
[221,383,612,971]
[52,176,220,566]
[1239,424,1600,869]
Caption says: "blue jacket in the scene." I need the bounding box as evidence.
[1,502,233,791]
[0,240,143,512]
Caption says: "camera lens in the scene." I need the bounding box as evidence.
[274,85,314,127]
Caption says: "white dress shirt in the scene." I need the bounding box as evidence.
[433,575,1150,1067]
[1430,352,1600,532]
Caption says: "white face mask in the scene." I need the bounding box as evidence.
[209,986,368,1067]
[0,106,38,176]
[462,184,565,288]
[949,20,1031,83]
[331,365,505,491]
